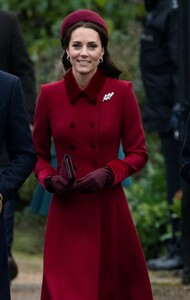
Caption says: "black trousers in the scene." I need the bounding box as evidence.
[159,130,181,254]
[181,116,190,267]
[0,211,11,300]
[3,198,14,256]
[0,145,14,257]
[181,180,190,267]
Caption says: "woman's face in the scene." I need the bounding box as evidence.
[66,27,104,79]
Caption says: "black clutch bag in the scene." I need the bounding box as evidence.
[64,154,76,185]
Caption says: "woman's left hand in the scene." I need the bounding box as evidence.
[72,167,113,194]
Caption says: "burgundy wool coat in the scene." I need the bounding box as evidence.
[33,68,153,300]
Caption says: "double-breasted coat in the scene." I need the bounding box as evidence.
[0,71,36,300]
[33,68,153,300]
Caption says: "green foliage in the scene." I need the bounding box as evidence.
[19,173,37,203]
[0,0,145,91]
[124,134,178,259]
[109,21,144,103]
[0,0,144,42]
[169,191,182,219]
[125,154,169,258]
[14,210,46,254]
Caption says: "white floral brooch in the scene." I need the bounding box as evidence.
[102,92,114,102]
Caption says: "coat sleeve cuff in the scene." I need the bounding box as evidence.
[34,167,57,189]
[106,159,128,185]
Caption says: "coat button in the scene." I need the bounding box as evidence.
[69,143,76,150]
[89,121,95,127]
[69,122,75,128]
[90,143,96,149]
[92,162,98,168]
[71,100,76,106]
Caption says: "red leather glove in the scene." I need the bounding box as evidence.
[72,167,113,194]
[45,175,71,195]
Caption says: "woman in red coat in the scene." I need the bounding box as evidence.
[33,9,153,300]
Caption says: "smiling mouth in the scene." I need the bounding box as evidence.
[77,60,90,64]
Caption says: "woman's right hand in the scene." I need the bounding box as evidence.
[44,175,72,195]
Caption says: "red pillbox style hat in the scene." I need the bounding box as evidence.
[60,9,108,38]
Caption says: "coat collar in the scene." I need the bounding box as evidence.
[64,68,106,104]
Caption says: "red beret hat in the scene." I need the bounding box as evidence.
[61,9,108,38]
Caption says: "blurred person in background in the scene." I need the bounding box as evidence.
[179,0,190,285]
[140,0,182,270]
[0,9,36,281]
[0,70,36,300]
[181,114,190,285]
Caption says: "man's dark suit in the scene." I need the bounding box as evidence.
[0,10,36,277]
[0,70,36,300]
